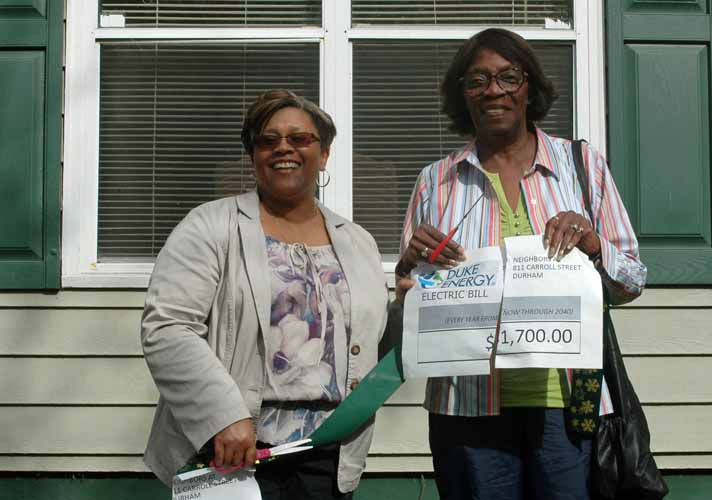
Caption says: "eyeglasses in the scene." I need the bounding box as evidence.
[253,132,321,150]
[460,67,527,97]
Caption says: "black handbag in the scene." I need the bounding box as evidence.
[591,310,668,499]
[571,140,668,500]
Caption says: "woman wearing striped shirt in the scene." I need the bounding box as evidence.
[394,29,646,500]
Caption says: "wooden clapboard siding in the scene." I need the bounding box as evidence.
[386,357,712,405]
[366,455,712,474]
[9,356,711,406]
[620,288,712,308]
[0,288,710,472]
[0,309,143,355]
[1,306,711,356]
[0,457,150,473]
[3,287,711,308]
[372,406,712,455]
[0,407,152,454]
[0,456,441,475]
[0,290,146,308]
[1,454,712,475]
[611,309,712,355]
[0,404,711,455]
[0,358,158,404]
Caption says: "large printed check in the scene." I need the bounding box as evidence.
[495,235,602,369]
[401,235,603,378]
[402,246,504,378]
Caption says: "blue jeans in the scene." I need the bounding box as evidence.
[429,408,592,500]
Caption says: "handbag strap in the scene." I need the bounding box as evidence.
[572,139,594,223]
[567,139,606,435]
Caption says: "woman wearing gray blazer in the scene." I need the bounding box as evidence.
[141,90,399,499]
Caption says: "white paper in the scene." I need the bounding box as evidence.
[172,468,262,500]
[99,14,126,28]
[544,17,571,30]
[495,235,602,369]
[402,246,504,378]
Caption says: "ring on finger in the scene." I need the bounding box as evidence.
[570,223,584,233]
[420,247,430,259]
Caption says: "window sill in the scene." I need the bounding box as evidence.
[63,261,399,289]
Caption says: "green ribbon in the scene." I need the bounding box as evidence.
[309,345,405,446]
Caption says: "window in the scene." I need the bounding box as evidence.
[63,0,605,286]
[98,42,319,260]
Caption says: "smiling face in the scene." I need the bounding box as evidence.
[252,106,329,205]
[464,48,529,138]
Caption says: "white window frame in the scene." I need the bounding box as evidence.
[62,0,605,288]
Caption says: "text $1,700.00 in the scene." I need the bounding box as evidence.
[486,325,578,353]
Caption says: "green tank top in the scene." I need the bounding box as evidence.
[483,170,567,408]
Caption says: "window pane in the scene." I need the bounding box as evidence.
[352,41,573,255]
[98,42,319,261]
[100,0,321,27]
[352,0,572,26]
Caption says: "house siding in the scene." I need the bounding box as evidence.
[1,289,711,472]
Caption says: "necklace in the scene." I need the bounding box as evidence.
[261,203,324,244]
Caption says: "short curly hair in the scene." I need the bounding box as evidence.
[441,28,558,137]
[241,89,336,157]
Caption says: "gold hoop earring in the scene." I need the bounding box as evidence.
[317,171,331,188]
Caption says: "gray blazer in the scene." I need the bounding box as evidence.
[141,191,390,492]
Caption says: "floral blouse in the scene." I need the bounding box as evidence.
[256,236,351,445]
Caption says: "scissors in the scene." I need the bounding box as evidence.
[210,438,313,474]
[428,192,485,264]
[176,438,314,479]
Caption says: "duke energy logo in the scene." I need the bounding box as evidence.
[417,270,444,289]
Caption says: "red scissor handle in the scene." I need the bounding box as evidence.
[428,227,458,264]
[427,192,484,264]
[209,448,271,474]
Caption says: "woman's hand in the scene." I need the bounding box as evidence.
[395,276,416,304]
[543,211,601,261]
[213,418,257,467]
[396,224,466,277]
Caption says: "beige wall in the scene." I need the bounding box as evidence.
[1,289,711,472]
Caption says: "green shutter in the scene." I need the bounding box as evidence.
[0,0,61,289]
[606,0,712,284]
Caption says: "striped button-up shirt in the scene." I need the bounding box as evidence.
[400,129,646,417]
